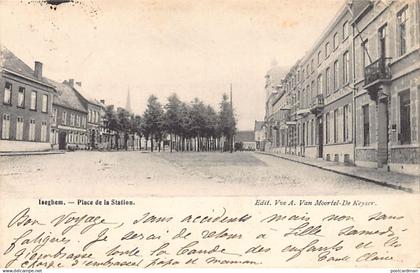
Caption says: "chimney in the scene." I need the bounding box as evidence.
[68,79,74,87]
[100,99,105,104]
[76,81,82,87]
[34,61,43,79]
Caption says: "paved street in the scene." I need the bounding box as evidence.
[0,151,399,198]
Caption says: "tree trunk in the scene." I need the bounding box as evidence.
[170,133,173,153]
[151,136,154,152]
[139,136,142,150]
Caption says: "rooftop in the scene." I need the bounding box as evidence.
[0,45,51,86]
[44,78,87,113]
[235,131,255,142]
[254,121,265,131]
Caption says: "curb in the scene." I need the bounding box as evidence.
[0,151,65,157]
[256,152,414,193]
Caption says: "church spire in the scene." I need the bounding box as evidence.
[125,87,132,113]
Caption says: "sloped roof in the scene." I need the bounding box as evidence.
[0,45,51,86]
[235,131,255,142]
[254,121,264,131]
[72,84,104,108]
[44,78,87,113]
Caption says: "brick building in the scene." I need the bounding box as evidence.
[46,78,88,150]
[69,80,105,150]
[0,46,55,152]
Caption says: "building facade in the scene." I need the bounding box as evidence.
[264,62,286,151]
[47,79,88,150]
[298,3,355,163]
[264,0,419,175]
[0,46,55,152]
[69,80,105,150]
[353,0,420,175]
[235,130,256,151]
[254,120,265,150]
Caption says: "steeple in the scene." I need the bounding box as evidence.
[125,87,132,113]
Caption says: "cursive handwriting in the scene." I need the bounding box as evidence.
[0,200,416,268]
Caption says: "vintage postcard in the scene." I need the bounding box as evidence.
[0,0,419,271]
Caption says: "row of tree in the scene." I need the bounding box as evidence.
[103,93,236,152]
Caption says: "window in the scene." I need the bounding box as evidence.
[62,111,67,125]
[76,115,81,127]
[89,109,92,123]
[18,87,25,108]
[311,80,315,99]
[343,21,349,40]
[297,90,301,106]
[317,51,322,65]
[317,74,323,95]
[325,42,330,58]
[333,60,339,90]
[378,24,387,58]
[1,113,10,139]
[30,91,37,110]
[399,90,411,144]
[343,105,349,142]
[326,67,331,95]
[70,114,75,126]
[333,32,339,49]
[16,117,24,140]
[3,82,12,105]
[362,104,370,146]
[50,129,56,145]
[310,119,314,145]
[41,121,47,142]
[361,39,370,77]
[325,112,330,144]
[52,108,57,124]
[41,94,48,113]
[333,109,338,143]
[82,116,86,128]
[397,6,408,56]
[29,119,36,141]
[343,51,350,84]
[306,85,310,106]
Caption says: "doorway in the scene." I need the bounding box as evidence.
[377,98,389,167]
[317,116,323,158]
[58,131,67,150]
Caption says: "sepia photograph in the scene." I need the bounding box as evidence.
[0,0,419,270]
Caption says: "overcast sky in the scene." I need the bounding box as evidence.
[0,0,343,130]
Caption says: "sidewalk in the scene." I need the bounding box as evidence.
[0,150,65,157]
[257,151,419,193]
